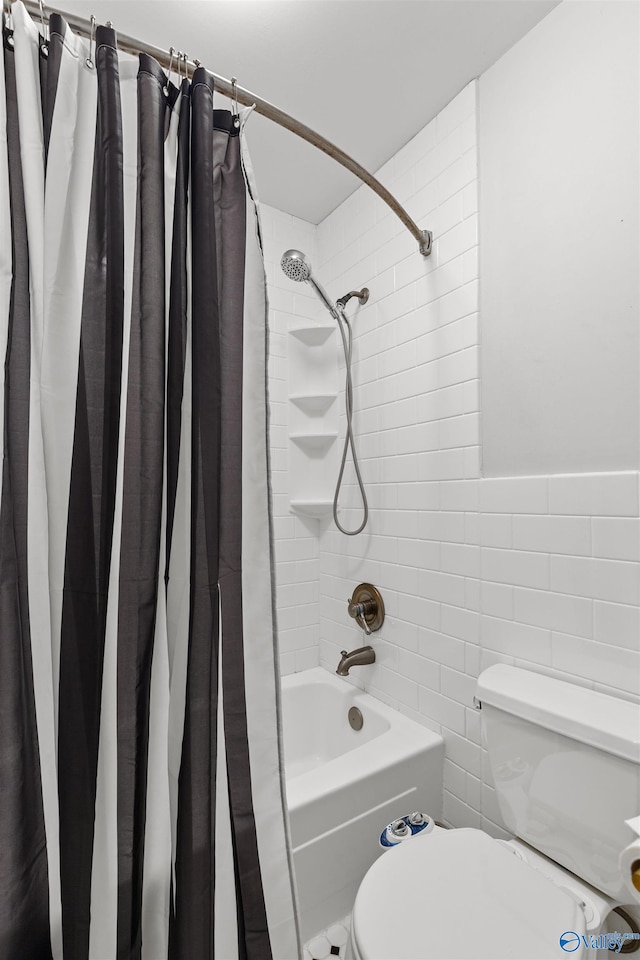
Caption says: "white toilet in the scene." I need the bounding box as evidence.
[347,664,640,960]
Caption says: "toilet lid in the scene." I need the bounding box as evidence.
[352,828,586,960]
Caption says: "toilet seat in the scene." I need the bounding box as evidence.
[351,828,587,959]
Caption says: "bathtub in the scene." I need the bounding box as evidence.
[281,667,444,941]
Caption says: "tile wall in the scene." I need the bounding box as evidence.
[261,82,640,833]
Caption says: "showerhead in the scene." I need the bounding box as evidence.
[280,249,311,283]
[281,249,369,319]
[280,248,337,317]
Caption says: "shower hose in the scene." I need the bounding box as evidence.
[333,306,369,536]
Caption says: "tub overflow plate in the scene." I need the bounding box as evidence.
[348,706,364,731]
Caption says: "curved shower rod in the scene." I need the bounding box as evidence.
[21,0,433,256]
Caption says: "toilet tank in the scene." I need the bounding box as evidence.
[477,665,640,901]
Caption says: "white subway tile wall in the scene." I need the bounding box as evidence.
[261,81,640,834]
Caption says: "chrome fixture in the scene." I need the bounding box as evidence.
[348,583,385,635]
[336,645,376,676]
[280,250,369,536]
[280,249,340,318]
[280,249,370,318]
[336,288,370,309]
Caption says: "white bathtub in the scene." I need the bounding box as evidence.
[281,667,444,941]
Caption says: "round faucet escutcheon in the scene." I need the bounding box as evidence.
[347,583,385,633]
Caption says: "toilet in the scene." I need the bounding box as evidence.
[347,664,640,960]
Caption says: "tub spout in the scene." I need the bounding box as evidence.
[336,645,376,676]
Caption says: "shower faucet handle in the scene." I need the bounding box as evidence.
[347,583,385,634]
[347,598,373,635]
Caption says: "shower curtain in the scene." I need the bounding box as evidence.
[0,4,299,959]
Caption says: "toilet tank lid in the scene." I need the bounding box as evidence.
[477,665,640,764]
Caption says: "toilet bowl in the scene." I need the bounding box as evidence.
[347,826,621,959]
[347,665,640,960]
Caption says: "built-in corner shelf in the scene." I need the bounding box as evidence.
[290,499,333,518]
[290,393,336,414]
[287,320,338,520]
[289,323,335,346]
[290,432,338,451]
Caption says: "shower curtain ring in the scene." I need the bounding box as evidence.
[181,51,188,78]
[85,14,96,69]
[164,46,175,96]
[3,0,14,46]
[231,77,240,128]
[38,0,49,57]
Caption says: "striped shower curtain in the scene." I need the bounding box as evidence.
[0,4,299,959]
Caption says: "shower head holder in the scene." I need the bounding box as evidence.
[336,288,369,309]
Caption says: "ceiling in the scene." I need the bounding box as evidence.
[53,0,560,223]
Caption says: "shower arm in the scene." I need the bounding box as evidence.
[20,0,433,257]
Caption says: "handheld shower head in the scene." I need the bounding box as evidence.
[280,249,311,283]
[280,248,338,317]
